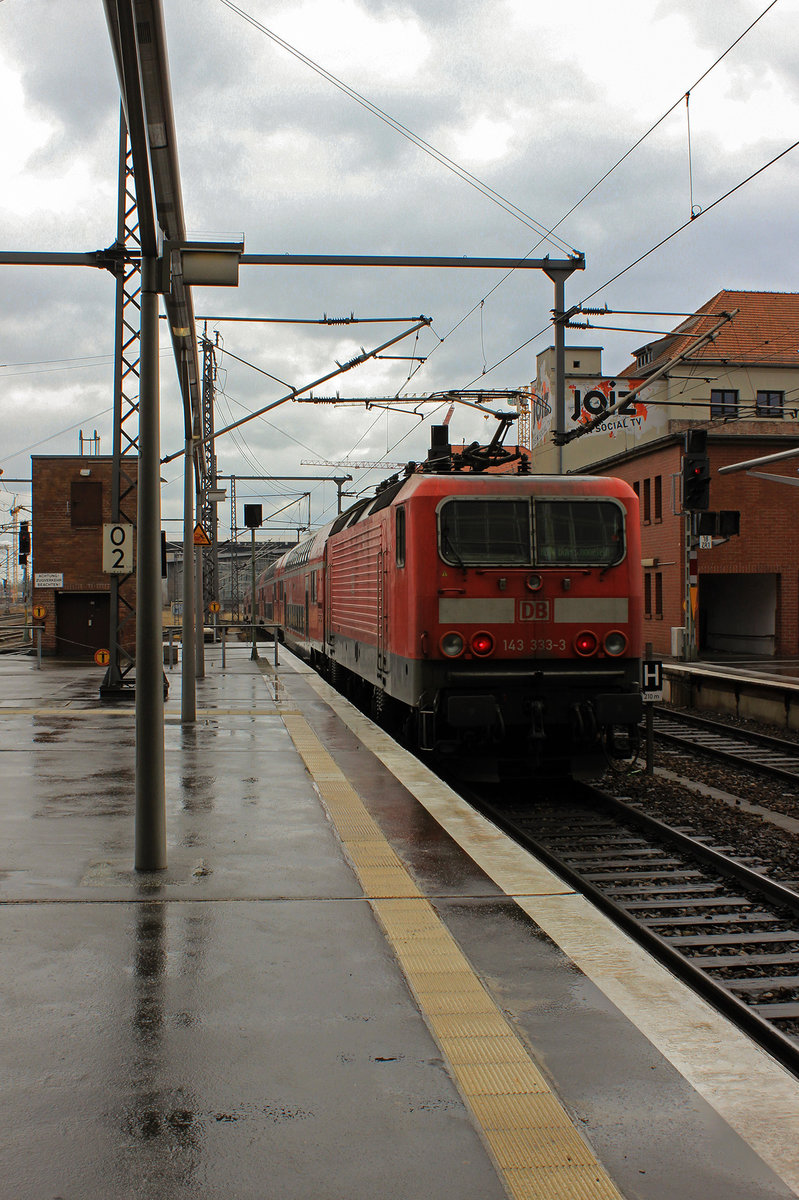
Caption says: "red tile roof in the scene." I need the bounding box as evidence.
[621,290,799,375]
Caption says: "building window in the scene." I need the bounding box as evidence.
[756,390,784,418]
[655,572,663,619]
[632,480,640,497]
[642,478,651,524]
[644,573,652,617]
[654,475,662,521]
[710,389,738,419]
[70,480,102,526]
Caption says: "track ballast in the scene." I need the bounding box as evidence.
[470,781,799,1078]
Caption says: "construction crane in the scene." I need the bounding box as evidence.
[300,459,407,470]
[7,500,31,603]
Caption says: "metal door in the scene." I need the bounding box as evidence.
[56,593,111,657]
[377,538,388,678]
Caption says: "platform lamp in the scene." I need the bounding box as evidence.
[243,505,262,660]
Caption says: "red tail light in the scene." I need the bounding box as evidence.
[471,631,494,656]
[574,630,599,656]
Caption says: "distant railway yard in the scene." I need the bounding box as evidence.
[0,611,26,652]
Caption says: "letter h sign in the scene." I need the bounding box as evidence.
[641,660,663,702]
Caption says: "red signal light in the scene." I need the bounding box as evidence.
[471,631,494,656]
[574,630,599,656]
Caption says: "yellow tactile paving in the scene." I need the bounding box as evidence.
[416,990,501,1016]
[460,1062,553,1096]
[470,1092,574,1129]
[427,1013,516,1040]
[504,1166,627,1200]
[355,867,422,898]
[277,703,625,1200]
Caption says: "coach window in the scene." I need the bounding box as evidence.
[642,478,651,524]
[654,475,662,522]
[396,506,406,567]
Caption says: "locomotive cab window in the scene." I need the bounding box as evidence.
[438,496,625,568]
[535,500,624,566]
[439,499,530,566]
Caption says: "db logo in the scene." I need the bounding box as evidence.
[519,600,550,621]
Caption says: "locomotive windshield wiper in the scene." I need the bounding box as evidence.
[442,530,467,570]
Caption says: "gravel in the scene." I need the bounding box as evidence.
[600,708,799,888]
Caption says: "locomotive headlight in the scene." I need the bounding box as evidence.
[440,631,465,657]
[574,630,599,656]
[603,630,628,656]
[525,573,543,591]
[471,631,494,656]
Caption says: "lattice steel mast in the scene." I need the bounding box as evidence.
[101,108,141,699]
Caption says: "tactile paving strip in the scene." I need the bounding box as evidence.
[279,707,624,1200]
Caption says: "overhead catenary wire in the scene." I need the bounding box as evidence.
[464,137,798,386]
[580,139,798,306]
[407,0,786,390]
[534,0,782,251]
[686,91,700,219]
[217,0,576,256]
[209,0,788,494]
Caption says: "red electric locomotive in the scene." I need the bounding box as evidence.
[252,429,643,778]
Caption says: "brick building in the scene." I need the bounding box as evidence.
[31,456,138,657]
[527,291,799,658]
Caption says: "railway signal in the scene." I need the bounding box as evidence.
[682,431,710,511]
[18,520,30,565]
[694,510,741,538]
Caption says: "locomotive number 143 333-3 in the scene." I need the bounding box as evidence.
[501,637,568,653]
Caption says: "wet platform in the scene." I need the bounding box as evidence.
[2,644,799,1200]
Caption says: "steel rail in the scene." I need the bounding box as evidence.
[472,784,799,1079]
[651,708,799,785]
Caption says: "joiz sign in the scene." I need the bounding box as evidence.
[569,377,647,435]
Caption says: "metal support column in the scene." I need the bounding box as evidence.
[101,107,140,699]
[548,270,567,476]
[684,512,697,661]
[229,475,239,620]
[200,327,219,610]
[134,256,166,871]
[195,544,205,679]
[250,527,258,661]
[181,436,196,722]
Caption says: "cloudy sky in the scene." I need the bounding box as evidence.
[2,0,798,539]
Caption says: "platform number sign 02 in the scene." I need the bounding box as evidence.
[642,659,664,703]
[103,523,134,575]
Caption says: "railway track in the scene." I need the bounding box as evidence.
[651,705,799,784]
[0,613,27,652]
[473,783,799,1077]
